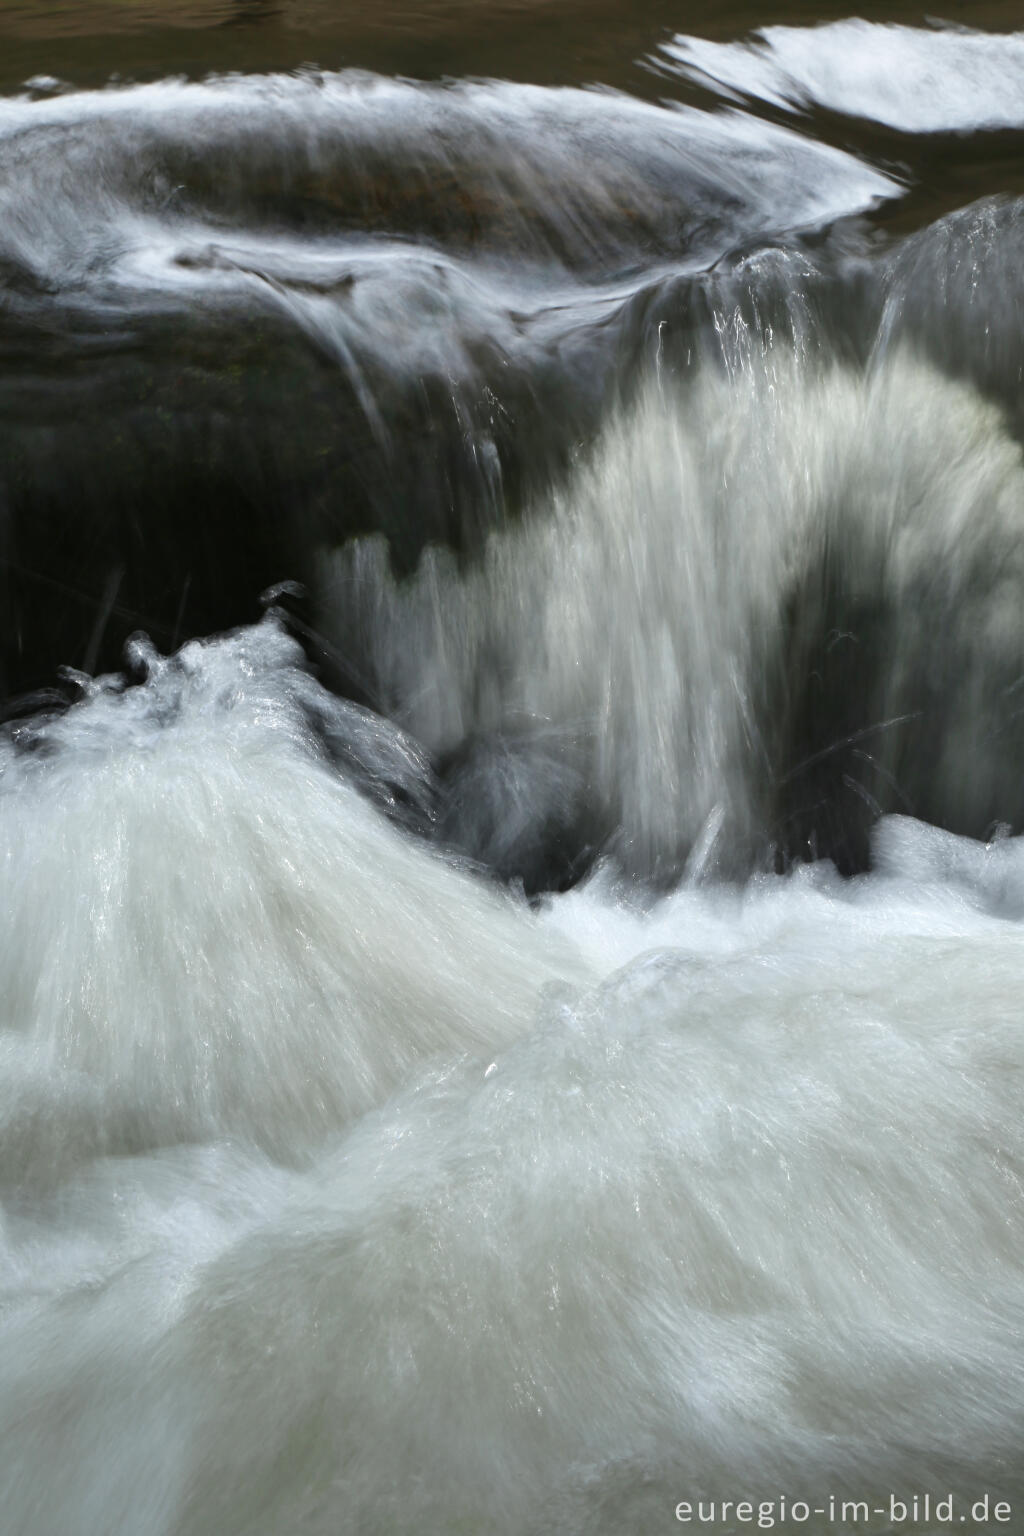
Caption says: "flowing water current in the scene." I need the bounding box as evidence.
[4,4,1024,1533]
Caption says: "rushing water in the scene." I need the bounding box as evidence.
[4,5,1024,1534]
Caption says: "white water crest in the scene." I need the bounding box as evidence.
[3,694,1024,1532]
[0,621,584,1186]
[658,21,1024,134]
[322,347,1024,877]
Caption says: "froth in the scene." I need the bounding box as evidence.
[321,348,1024,880]
[0,619,583,1184]
[5,819,1024,1532]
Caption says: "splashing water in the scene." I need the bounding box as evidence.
[5,10,1024,1535]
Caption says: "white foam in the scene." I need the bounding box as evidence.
[4,812,1024,1531]
[322,347,1024,876]
[0,620,584,1183]
[659,21,1024,134]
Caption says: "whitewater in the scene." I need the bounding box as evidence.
[3,8,1024,1535]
